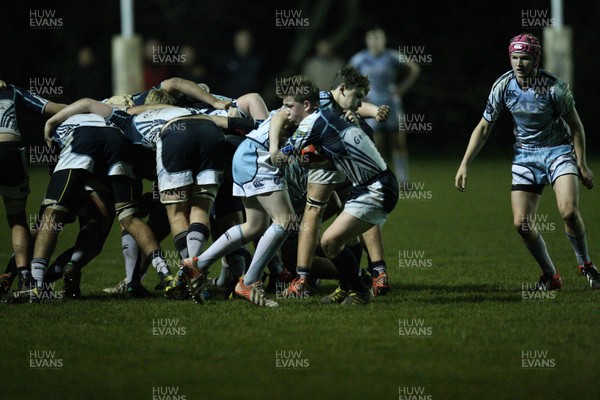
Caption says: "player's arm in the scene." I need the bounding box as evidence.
[269,108,291,166]
[565,108,593,189]
[43,101,67,115]
[455,118,495,192]
[397,60,420,96]
[44,98,113,145]
[161,77,231,110]
[356,102,390,122]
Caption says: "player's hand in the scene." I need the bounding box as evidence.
[376,105,391,122]
[0,80,6,90]
[578,165,594,189]
[44,120,57,147]
[455,165,468,192]
[227,107,241,118]
[213,98,231,110]
[343,110,359,124]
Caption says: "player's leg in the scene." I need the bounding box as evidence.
[320,212,373,304]
[2,197,31,293]
[112,175,173,288]
[0,142,33,294]
[162,186,192,259]
[31,169,89,291]
[362,224,390,296]
[187,184,218,258]
[297,182,334,269]
[553,174,599,288]
[511,188,561,290]
[242,190,294,285]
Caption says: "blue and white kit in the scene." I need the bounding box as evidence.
[483,69,578,187]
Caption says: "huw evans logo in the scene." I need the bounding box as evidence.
[152,386,186,400]
[152,319,187,337]
[398,250,433,268]
[399,319,432,337]
[29,10,63,29]
[399,386,432,400]
[522,9,554,28]
[521,350,555,369]
[275,10,309,29]
[153,46,187,65]
[29,350,63,369]
[399,46,432,65]
[275,350,309,369]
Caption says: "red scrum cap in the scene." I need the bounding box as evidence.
[508,33,541,68]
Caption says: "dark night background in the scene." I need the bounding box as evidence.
[1,0,598,159]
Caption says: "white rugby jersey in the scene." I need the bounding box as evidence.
[0,85,48,138]
[285,108,387,186]
[244,110,279,147]
[53,113,116,148]
[107,107,200,151]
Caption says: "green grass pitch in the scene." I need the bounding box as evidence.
[2,158,599,400]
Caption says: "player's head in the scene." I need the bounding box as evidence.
[508,33,541,79]
[144,88,177,105]
[278,75,320,124]
[105,94,134,107]
[365,27,386,55]
[330,65,370,112]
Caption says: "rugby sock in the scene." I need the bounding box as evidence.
[31,258,48,288]
[296,266,310,279]
[174,231,189,259]
[244,224,288,285]
[187,223,209,258]
[72,222,103,267]
[122,231,139,284]
[17,266,30,283]
[370,260,387,278]
[348,242,363,268]
[223,248,246,282]
[216,258,231,287]
[565,231,591,265]
[149,249,171,278]
[196,225,246,271]
[330,247,368,294]
[316,246,350,291]
[525,234,556,275]
[267,254,284,275]
[44,249,72,282]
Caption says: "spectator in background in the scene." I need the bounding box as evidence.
[350,27,420,186]
[176,45,207,83]
[218,29,261,98]
[302,39,344,90]
[144,38,171,89]
[63,46,110,102]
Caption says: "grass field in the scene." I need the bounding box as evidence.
[2,158,599,400]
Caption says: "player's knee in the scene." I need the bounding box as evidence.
[559,207,578,225]
[115,202,140,222]
[320,237,342,259]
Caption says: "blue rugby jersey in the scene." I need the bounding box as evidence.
[285,108,387,186]
[483,69,574,148]
[349,49,402,104]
